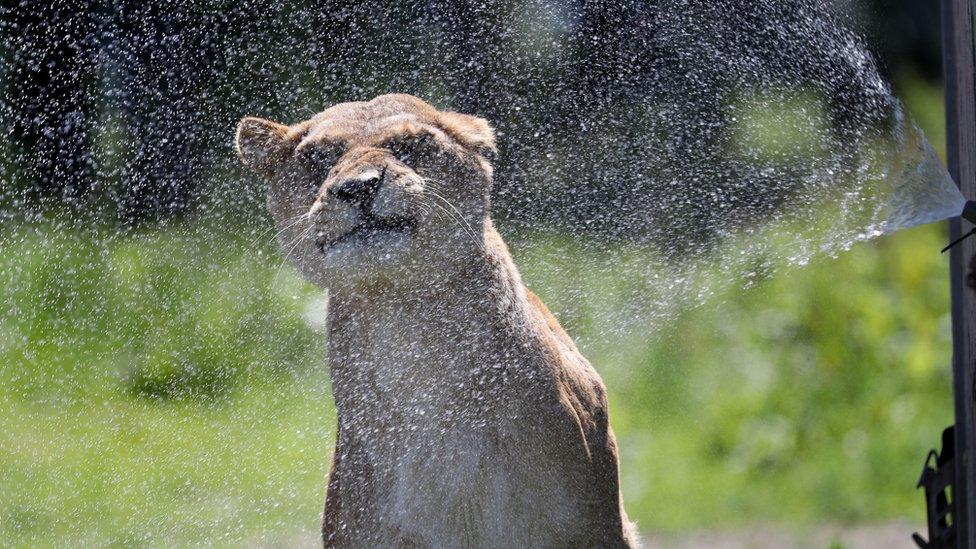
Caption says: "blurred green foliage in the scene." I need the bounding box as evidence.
[0,224,323,401]
[519,222,952,529]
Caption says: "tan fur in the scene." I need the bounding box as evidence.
[236,94,635,548]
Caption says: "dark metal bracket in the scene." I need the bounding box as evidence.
[915,426,959,548]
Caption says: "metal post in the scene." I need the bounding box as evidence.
[943,0,976,546]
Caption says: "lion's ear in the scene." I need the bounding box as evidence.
[438,112,497,160]
[235,117,290,176]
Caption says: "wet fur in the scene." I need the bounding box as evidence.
[236,94,635,547]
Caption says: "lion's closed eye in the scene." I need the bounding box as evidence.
[298,145,342,174]
[296,145,343,195]
[381,132,440,166]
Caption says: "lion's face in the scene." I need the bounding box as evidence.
[236,94,496,292]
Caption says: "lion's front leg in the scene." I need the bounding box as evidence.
[321,431,344,548]
[321,429,377,548]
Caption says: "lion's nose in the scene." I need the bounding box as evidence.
[329,174,381,205]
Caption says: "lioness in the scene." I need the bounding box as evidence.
[236,94,635,548]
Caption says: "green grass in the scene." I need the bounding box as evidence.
[0,223,335,545]
[0,383,334,546]
[0,216,954,545]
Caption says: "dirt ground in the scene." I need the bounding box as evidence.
[641,521,923,548]
[266,521,924,548]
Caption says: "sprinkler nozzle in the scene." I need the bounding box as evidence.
[963,200,976,225]
[942,200,976,253]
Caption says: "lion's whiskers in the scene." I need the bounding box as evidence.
[247,211,309,249]
[271,220,315,289]
[267,212,313,247]
[417,196,486,255]
[420,181,486,253]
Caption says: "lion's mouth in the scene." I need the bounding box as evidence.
[321,215,417,249]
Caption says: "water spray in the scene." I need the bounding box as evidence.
[941,200,976,253]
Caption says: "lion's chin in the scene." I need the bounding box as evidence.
[320,230,414,272]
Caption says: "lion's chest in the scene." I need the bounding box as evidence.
[329,307,581,546]
[361,403,578,547]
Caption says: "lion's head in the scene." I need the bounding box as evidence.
[235,94,497,292]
